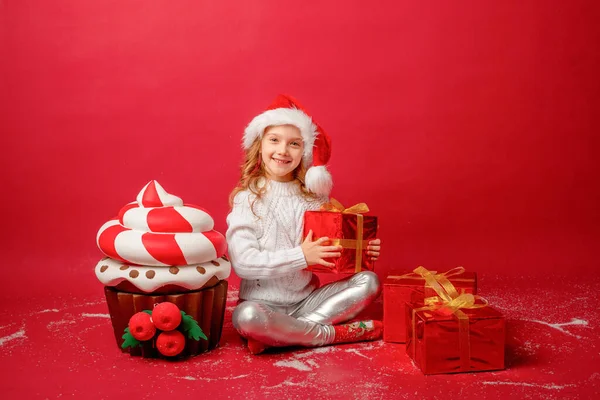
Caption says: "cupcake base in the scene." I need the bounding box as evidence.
[103,280,228,358]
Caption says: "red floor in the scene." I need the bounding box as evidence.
[1,273,598,399]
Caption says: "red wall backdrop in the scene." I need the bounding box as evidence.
[2,1,599,298]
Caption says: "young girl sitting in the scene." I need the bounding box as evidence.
[226,95,382,354]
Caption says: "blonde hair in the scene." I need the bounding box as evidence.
[229,136,317,214]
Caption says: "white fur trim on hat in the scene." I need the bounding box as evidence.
[243,108,319,161]
[305,165,333,197]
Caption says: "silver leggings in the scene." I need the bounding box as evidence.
[232,271,381,347]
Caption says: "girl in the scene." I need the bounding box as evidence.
[226,94,383,354]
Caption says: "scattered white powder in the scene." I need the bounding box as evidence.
[80,322,111,334]
[81,313,110,318]
[344,348,371,360]
[355,342,380,351]
[227,374,251,380]
[520,318,589,339]
[481,381,576,390]
[72,301,105,308]
[0,329,26,346]
[359,381,388,391]
[262,378,308,390]
[294,346,338,359]
[47,320,76,329]
[274,360,312,371]
[226,290,239,302]
[273,341,383,376]
[202,358,223,366]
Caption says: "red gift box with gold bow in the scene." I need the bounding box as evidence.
[406,293,505,375]
[303,199,378,274]
[383,267,477,343]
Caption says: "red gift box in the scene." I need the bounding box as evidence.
[406,295,505,375]
[383,267,477,343]
[303,199,377,274]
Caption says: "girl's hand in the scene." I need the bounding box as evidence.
[367,238,381,261]
[301,230,343,267]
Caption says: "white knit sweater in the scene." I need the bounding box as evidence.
[226,180,327,306]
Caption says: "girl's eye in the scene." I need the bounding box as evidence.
[291,142,300,147]
[270,138,277,142]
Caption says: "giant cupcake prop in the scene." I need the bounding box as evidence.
[95,181,230,358]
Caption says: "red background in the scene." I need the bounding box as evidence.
[2,1,599,299]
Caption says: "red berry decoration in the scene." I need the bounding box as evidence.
[152,302,182,331]
[156,330,186,357]
[128,312,156,341]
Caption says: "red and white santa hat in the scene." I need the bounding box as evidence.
[243,94,333,197]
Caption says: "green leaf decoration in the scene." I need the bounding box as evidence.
[142,310,152,316]
[121,327,141,349]
[359,321,367,329]
[180,311,207,341]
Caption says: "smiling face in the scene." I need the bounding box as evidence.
[260,125,304,182]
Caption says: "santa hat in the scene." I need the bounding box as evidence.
[243,94,333,196]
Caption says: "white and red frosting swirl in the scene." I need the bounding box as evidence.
[95,257,231,292]
[96,181,227,267]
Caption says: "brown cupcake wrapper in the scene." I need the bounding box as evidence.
[104,280,228,358]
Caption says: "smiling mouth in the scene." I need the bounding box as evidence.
[272,158,291,164]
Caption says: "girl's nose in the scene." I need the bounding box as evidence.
[276,143,288,154]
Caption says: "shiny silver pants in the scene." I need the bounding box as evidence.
[232,271,381,347]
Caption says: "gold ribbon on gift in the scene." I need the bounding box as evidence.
[319,198,370,273]
[410,278,488,372]
[388,266,472,299]
[321,198,370,215]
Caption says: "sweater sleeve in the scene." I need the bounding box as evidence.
[226,192,307,280]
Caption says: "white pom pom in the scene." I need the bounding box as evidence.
[305,166,333,197]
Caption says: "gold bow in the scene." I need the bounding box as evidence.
[320,198,370,273]
[321,198,369,214]
[388,266,471,299]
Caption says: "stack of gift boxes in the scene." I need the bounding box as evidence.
[383,267,505,374]
[304,200,505,375]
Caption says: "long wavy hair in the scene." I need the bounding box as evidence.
[229,136,317,214]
